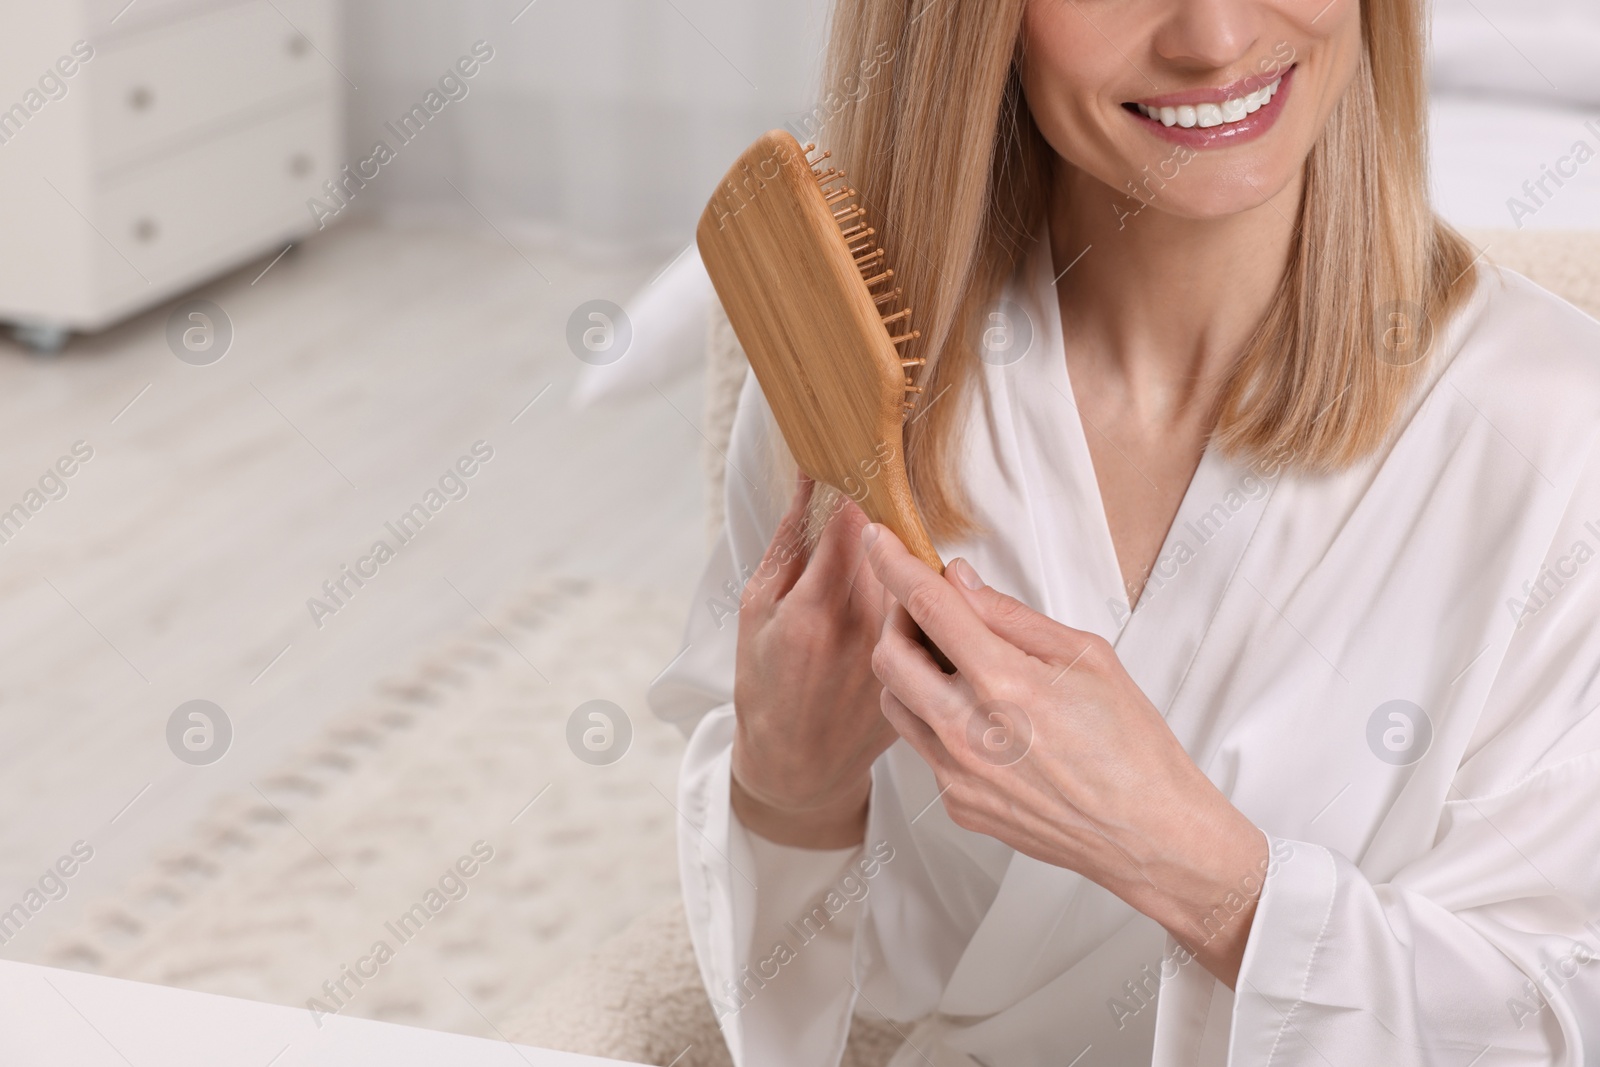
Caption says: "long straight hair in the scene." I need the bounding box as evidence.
[785,0,1478,544]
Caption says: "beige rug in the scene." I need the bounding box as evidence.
[40,576,692,1045]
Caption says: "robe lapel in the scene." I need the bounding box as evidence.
[964,235,1126,640]
[937,236,1282,1021]
[1111,447,1281,714]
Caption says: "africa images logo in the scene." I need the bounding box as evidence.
[1366,700,1432,766]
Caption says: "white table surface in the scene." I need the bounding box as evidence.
[0,958,645,1067]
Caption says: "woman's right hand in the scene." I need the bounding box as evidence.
[730,473,903,848]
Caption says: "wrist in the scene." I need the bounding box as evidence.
[729,772,870,849]
[1100,796,1260,991]
[1117,805,1269,989]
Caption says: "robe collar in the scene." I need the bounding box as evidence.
[936,230,1282,1017]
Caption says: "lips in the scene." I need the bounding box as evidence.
[1121,64,1296,149]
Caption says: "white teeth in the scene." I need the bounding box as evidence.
[1135,75,1282,131]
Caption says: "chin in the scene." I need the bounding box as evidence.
[1133,162,1303,221]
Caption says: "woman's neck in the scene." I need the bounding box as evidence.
[1048,163,1302,428]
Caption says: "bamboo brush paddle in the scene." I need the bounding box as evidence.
[698,130,955,672]
[696,129,944,575]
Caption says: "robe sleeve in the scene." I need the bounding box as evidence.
[648,369,872,1067]
[737,828,866,1067]
[1227,442,1600,1065]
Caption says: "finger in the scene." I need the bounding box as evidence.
[879,687,956,777]
[793,492,873,605]
[863,524,1024,679]
[849,542,900,626]
[745,471,814,608]
[887,600,920,641]
[945,557,1097,668]
[871,599,977,738]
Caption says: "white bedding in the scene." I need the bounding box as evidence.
[1431,0,1600,108]
[1430,94,1600,232]
[1427,0,1600,230]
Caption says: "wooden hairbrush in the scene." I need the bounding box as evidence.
[696,129,945,576]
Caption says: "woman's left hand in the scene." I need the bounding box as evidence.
[861,523,1270,988]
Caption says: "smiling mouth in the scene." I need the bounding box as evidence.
[1124,73,1284,130]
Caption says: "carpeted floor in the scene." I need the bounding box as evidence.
[37,575,690,1044]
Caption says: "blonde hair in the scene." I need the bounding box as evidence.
[790,0,1478,543]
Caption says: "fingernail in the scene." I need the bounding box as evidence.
[952,557,984,589]
[861,523,880,550]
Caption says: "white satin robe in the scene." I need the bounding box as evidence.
[648,238,1600,1067]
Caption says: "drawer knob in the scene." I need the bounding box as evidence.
[133,218,159,243]
[289,153,313,178]
[128,86,154,111]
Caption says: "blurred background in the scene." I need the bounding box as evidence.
[0,0,1596,1052]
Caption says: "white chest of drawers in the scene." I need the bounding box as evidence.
[0,0,342,348]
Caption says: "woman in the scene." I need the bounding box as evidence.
[650,0,1600,1064]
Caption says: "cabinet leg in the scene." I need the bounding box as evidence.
[11,322,71,355]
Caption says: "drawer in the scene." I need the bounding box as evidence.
[86,0,245,33]
[89,0,337,171]
[93,99,338,300]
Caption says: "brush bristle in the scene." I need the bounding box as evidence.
[804,144,925,417]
